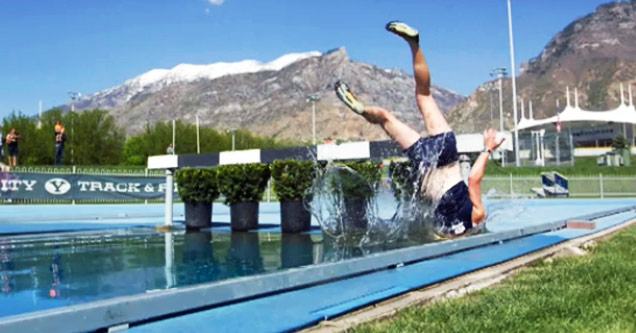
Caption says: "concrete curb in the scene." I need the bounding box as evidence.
[306,218,636,332]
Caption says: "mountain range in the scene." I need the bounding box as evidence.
[447,1,636,133]
[68,47,465,142]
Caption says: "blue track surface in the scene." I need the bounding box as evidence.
[129,206,636,332]
[0,199,633,235]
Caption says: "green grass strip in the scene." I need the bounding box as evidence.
[354,226,636,333]
[485,156,636,176]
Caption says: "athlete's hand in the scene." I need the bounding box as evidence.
[483,129,504,152]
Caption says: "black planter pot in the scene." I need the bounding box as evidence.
[343,199,368,230]
[184,201,213,229]
[230,202,259,231]
[280,199,311,233]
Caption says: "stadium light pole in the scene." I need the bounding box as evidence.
[491,67,508,167]
[67,91,81,166]
[307,93,321,145]
[172,119,176,153]
[507,0,521,166]
[37,100,42,129]
[230,128,237,151]
[488,84,494,121]
[196,114,200,154]
[67,91,81,112]
[490,68,507,134]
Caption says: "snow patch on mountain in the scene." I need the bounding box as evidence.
[94,51,322,102]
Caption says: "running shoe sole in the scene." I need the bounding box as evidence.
[335,81,365,114]
[385,21,419,43]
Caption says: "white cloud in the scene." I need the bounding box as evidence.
[207,0,226,5]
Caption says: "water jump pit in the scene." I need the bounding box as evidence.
[0,197,635,332]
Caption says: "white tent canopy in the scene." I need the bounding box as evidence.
[517,84,636,130]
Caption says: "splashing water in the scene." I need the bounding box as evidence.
[482,187,531,230]
[306,164,374,239]
[305,160,441,258]
[303,133,527,257]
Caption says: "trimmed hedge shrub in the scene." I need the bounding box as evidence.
[270,160,316,201]
[333,160,382,200]
[217,163,271,204]
[175,168,219,203]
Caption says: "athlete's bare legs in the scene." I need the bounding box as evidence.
[363,106,420,150]
[334,81,419,150]
[386,22,452,136]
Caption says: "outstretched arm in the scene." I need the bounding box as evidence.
[468,129,505,224]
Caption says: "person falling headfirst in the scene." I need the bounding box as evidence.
[335,21,504,238]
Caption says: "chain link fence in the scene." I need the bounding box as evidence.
[10,166,165,177]
[515,130,575,167]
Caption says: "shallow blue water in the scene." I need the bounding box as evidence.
[0,230,316,317]
[0,198,633,318]
[0,228,434,318]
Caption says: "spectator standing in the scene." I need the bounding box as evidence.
[166,143,175,155]
[55,128,67,165]
[6,129,20,167]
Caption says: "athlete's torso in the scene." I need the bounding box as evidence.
[420,162,463,201]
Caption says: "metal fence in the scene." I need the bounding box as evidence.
[515,130,575,167]
[482,174,636,198]
[10,166,165,177]
[3,198,167,205]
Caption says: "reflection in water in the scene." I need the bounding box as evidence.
[0,239,16,295]
[0,230,287,317]
[226,232,263,277]
[165,233,175,288]
[177,231,217,285]
[49,253,63,298]
[280,234,313,269]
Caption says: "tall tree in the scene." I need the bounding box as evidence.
[70,109,125,165]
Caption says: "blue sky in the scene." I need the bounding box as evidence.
[0,0,613,118]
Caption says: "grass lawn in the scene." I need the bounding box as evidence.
[354,226,636,333]
[485,156,636,176]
